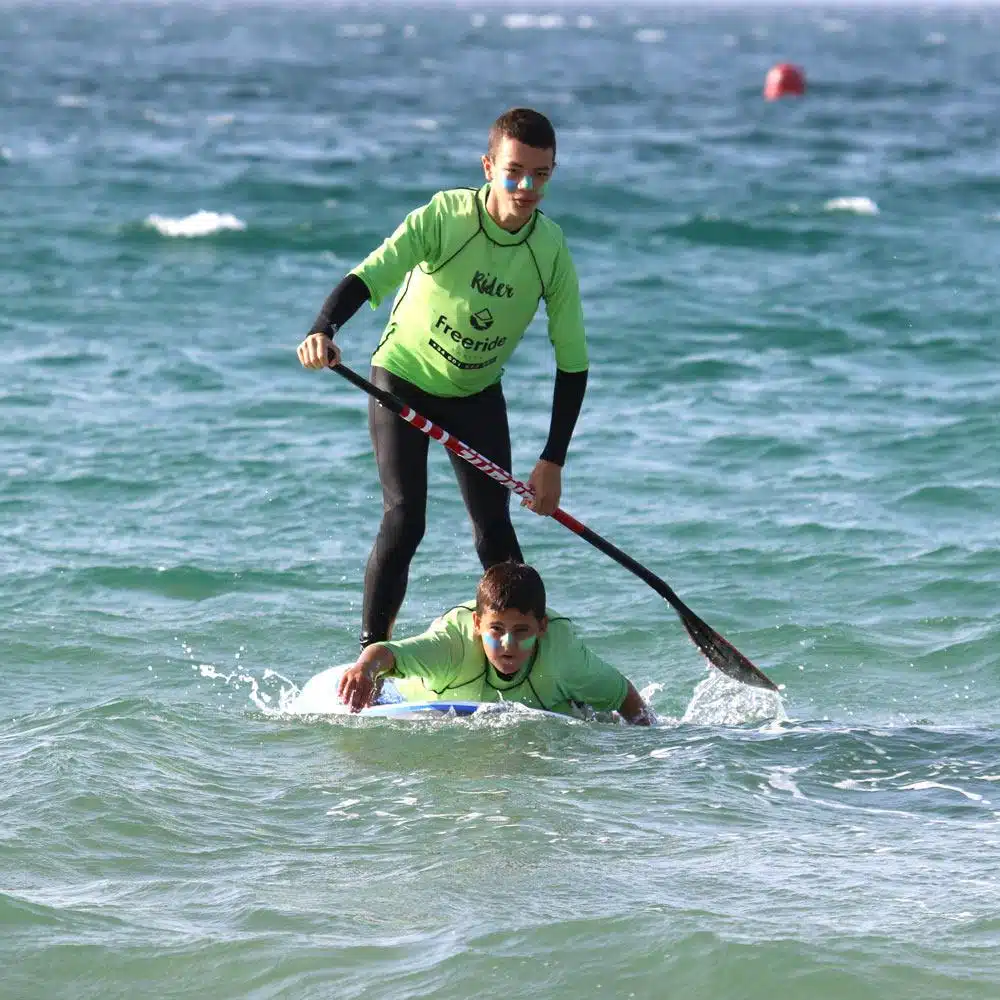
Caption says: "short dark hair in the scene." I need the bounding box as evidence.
[476,561,546,619]
[487,108,556,160]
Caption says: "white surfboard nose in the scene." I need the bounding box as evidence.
[289,665,406,715]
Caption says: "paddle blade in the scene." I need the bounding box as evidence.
[679,609,779,692]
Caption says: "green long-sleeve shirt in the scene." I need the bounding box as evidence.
[351,184,588,397]
[380,603,628,717]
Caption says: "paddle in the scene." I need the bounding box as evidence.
[331,362,779,692]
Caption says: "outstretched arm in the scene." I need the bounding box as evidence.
[524,368,588,516]
[337,644,396,713]
[528,238,589,517]
[617,681,652,726]
[299,194,443,370]
[297,273,371,369]
[310,273,372,338]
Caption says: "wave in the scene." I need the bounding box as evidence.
[824,196,879,215]
[144,210,246,238]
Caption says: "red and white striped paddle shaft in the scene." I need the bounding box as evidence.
[397,404,588,535]
[399,406,533,500]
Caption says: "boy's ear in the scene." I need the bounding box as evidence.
[538,615,549,635]
[472,611,481,634]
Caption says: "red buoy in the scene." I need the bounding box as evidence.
[764,63,806,100]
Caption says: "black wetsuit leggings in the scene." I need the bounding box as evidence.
[361,367,523,645]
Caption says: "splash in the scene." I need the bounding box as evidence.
[681,671,786,727]
[189,660,300,714]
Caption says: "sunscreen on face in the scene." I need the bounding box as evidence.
[483,632,538,652]
[500,175,545,194]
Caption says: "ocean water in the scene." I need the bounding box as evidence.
[2,1,999,997]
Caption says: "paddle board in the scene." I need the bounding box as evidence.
[290,664,565,720]
[357,699,565,721]
[359,701,485,719]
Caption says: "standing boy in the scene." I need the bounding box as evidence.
[298,108,590,649]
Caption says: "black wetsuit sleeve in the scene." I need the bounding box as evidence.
[540,368,588,467]
[308,273,371,337]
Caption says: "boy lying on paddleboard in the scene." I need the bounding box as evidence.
[338,562,651,724]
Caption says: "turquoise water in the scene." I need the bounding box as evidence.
[3,2,999,997]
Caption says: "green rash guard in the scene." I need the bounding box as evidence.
[349,184,588,398]
[378,603,629,717]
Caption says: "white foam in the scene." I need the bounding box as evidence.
[503,14,564,30]
[824,196,879,215]
[145,210,246,238]
[767,766,806,799]
[681,670,786,726]
[901,780,985,802]
[142,109,182,126]
[56,94,89,108]
[337,23,385,38]
[635,28,666,44]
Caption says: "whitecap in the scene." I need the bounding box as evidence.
[142,108,182,126]
[577,15,595,29]
[145,210,246,238]
[337,23,385,38]
[767,765,807,799]
[503,14,564,30]
[635,28,666,44]
[56,94,89,108]
[824,196,879,215]
[901,780,984,802]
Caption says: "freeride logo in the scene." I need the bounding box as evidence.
[469,308,493,331]
[434,314,504,351]
[471,271,515,298]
